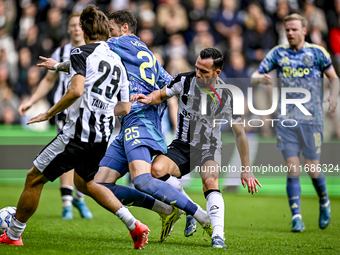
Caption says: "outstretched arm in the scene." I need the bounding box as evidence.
[19,71,58,116]
[130,86,171,105]
[27,74,85,124]
[114,102,131,116]
[324,66,340,113]
[250,71,272,86]
[231,121,262,194]
[37,56,70,73]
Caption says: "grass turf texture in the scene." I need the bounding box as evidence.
[0,185,339,255]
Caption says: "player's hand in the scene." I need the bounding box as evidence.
[18,101,33,116]
[324,96,338,113]
[130,94,151,104]
[37,56,58,70]
[241,170,262,195]
[27,112,51,125]
[261,74,272,85]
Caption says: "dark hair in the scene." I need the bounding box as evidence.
[199,48,224,70]
[68,12,81,22]
[107,9,137,35]
[80,6,109,41]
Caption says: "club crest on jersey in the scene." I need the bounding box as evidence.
[302,55,313,67]
[71,48,83,55]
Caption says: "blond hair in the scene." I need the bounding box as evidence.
[284,13,307,28]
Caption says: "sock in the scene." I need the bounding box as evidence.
[60,185,73,207]
[205,190,224,238]
[152,200,173,215]
[287,177,301,218]
[73,187,85,202]
[133,173,199,217]
[163,176,196,204]
[7,216,26,241]
[115,206,136,232]
[311,172,329,205]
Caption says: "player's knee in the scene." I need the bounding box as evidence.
[26,167,47,187]
[132,173,153,192]
[202,178,219,191]
[151,161,167,178]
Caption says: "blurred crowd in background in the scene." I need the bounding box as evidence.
[0,0,340,140]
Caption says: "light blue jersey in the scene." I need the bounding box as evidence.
[258,42,332,126]
[107,35,172,114]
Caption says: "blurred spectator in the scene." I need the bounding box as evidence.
[0,0,16,35]
[137,28,154,47]
[40,8,68,53]
[0,25,18,85]
[302,0,328,47]
[243,15,276,68]
[164,33,188,60]
[326,0,340,29]
[213,0,242,42]
[18,2,37,41]
[15,47,32,98]
[0,64,20,124]
[72,0,95,13]
[188,0,209,23]
[19,24,45,64]
[157,0,189,37]
[264,0,299,16]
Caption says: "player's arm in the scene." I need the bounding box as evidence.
[130,86,171,105]
[37,56,70,73]
[231,121,262,194]
[250,71,272,86]
[27,74,85,124]
[324,66,340,113]
[114,102,131,116]
[18,71,59,116]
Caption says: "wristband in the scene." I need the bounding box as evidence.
[54,63,60,71]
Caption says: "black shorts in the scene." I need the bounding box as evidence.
[34,133,107,182]
[165,139,221,177]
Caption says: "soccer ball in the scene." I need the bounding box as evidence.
[0,207,16,234]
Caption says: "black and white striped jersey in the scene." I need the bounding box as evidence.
[166,71,241,150]
[62,41,129,143]
[50,43,73,114]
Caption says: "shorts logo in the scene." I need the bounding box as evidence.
[131,139,141,146]
[210,205,219,211]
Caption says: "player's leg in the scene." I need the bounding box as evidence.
[73,141,149,249]
[152,153,199,237]
[74,172,149,249]
[200,160,226,248]
[277,124,304,232]
[59,171,74,219]
[129,149,210,233]
[0,166,49,245]
[1,134,70,245]
[302,125,330,229]
[96,139,173,215]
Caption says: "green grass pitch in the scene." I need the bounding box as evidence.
[0,185,339,255]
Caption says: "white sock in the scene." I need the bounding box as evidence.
[115,206,137,232]
[73,188,85,201]
[193,207,210,227]
[292,214,302,220]
[166,176,202,213]
[206,191,225,239]
[152,200,173,215]
[7,216,26,241]
[61,185,73,207]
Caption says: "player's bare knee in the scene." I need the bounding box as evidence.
[151,162,167,178]
[25,167,47,187]
[202,178,219,191]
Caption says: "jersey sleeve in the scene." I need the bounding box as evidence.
[257,46,279,74]
[318,47,332,72]
[155,61,173,89]
[166,74,183,97]
[118,62,130,103]
[70,47,87,77]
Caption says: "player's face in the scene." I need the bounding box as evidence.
[68,16,83,43]
[195,56,220,87]
[285,20,306,50]
[109,19,124,38]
